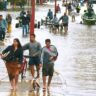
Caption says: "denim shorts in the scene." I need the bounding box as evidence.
[29,56,40,66]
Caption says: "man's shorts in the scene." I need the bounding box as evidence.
[63,23,68,27]
[29,56,40,66]
[42,63,54,76]
[54,24,59,28]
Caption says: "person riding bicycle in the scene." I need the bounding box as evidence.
[47,9,53,21]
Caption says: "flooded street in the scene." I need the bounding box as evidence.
[62,24,96,96]
[0,3,96,96]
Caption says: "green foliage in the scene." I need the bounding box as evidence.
[7,0,26,5]
[0,2,4,10]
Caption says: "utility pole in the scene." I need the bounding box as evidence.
[30,0,35,38]
[40,0,43,5]
[55,0,57,15]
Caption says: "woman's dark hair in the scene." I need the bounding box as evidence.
[12,38,22,49]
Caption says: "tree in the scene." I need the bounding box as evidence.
[7,0,27,9]
[0,2,3,10]
[7,0,26,6]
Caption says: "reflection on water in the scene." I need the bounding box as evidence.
[8,89,53,96]
[62,24,96,96]
[10,91,17,96]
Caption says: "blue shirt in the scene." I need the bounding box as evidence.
[0,19,7,31]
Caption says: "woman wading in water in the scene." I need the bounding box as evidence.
[1,38,23,91]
